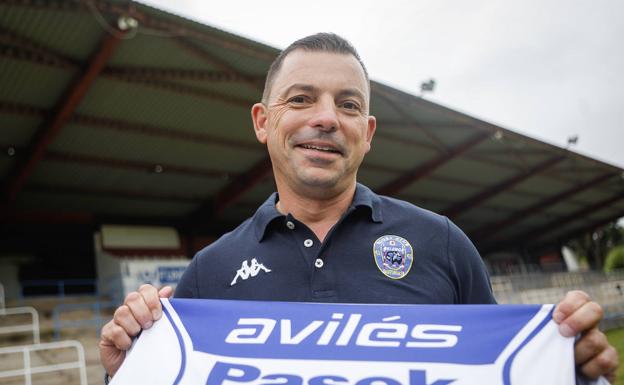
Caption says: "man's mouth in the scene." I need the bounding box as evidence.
[297,144,342,155]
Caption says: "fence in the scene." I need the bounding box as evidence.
[0,306,40,345]
[0,340,87,385]
[491,270,624,330]
[53,300,117,340]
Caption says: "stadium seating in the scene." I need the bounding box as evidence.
[491,271,624,329]
[0,294,108,385]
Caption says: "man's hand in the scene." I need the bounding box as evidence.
[99,284,173,377]
[553,290,619,383]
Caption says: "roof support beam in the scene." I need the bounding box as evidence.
[2,209,94,225]
[28,183,204,203]
[471,172,616,240]
[373,131,440,152]
[213,156,273,216]
[175,39,271,218]
[173,38,264,91]
[442,155,566,218]
[0,27,75,68]
[372,87,448,152]
[2,209,187,228]
[0,35,263,85]
[189,156,273,222]
[3,30,125,204]
[377,132,490,196]
[104,66,264,83]
[2,0,277,61]
[0,30,256,109]
[0,100,46,118]
[486,191,624,252]
[45,150,230,180]
[0,100,261,151]
[557,210,624,245]
[109,76,254,108]
[71,112,261,150]
[0,25,267,214]
[521,191,624,242]
[97,1,277,61]
[376,120,474,130]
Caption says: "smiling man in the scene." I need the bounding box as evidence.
[251,47,376,242]
[100,33,618,383]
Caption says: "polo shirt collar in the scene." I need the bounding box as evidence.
[252,183,383,242]
[252,192,282,242]
[351,183,383,223]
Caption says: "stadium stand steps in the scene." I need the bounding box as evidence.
[2,295,115,385]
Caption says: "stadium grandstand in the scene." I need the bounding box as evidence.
[0,1,623,384]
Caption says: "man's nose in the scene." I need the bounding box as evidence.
[308,97,338,132]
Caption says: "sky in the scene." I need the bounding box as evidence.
[139,0,624,169]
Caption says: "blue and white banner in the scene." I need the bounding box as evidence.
[111,299,575,385]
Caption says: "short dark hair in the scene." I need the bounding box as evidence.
[261,33,369,104]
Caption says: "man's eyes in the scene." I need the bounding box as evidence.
[286,96,362,111]
[288,96,308,104]
[341,101,361,110]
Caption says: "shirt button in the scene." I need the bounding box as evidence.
[315,258,324,268]
[286,221,295,230]
[304,239,313,248]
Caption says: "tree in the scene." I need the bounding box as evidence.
[566,220,624,270]
[604,245,624,272]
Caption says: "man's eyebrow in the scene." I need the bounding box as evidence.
[278,84,367,105]
[279,83,317,98]
[337,88,367,102]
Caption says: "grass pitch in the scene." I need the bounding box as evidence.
[606,328,624,384]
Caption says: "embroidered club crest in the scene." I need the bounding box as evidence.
[373,235,414,279]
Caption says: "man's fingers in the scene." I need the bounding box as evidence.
[553,290,603,337]
[99,322,126,377]
[138,283,164,321]
[113,305,142,337]
[553,290,591,323]
[575,328,609,365]
[554,290,618,380]
[560,301,603,337]
[99,284,165,378]
[124,291,154,328]
[579,344,619,380]
[101,320,133,351]
[159,285,173,299]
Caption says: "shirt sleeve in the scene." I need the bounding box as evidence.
[174,254,199,298]
[446,217,497,304]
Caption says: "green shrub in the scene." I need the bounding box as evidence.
[605,245,624,272]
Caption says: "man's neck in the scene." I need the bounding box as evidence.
[275,183,356,242]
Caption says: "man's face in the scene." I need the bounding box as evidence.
[252,50,376,196]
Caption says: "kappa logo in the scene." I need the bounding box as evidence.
[230,258,271,286]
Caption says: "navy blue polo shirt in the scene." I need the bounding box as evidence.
[175,184,495,304]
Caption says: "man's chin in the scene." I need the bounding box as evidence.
[297,172,342,190]
[293,172,356,197]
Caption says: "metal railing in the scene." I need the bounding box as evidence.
[53,300,117,340]
[100,275,125,305]
[0,282,5,309]
[491,270,624,330]
[0,306,40,344]
[0,340,87,385]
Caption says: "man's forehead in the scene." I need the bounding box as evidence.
[272,50,369,98]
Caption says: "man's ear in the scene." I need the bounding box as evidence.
[364,115,377,153]
[251,103,268,144]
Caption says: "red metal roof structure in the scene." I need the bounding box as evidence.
[1,0,623,271]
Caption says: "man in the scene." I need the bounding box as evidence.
[100,33,618,382]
